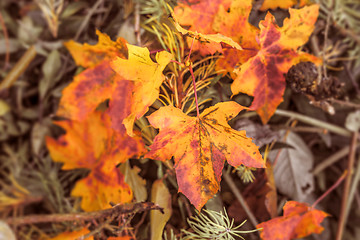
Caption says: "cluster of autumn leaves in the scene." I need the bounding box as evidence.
[45,0,330,239]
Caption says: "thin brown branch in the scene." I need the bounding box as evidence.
[313,143,360,175]
[336,131,358,240]
[74,0,104,41]
[134,0,141,46]
[5,202,163,226]
[223,171,259,228]
[0,46,37,92]
[0,11,10,70]
[312,171,347,208]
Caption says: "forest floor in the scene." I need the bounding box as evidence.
[0,0,359,240]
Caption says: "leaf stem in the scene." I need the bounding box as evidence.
[190,65,200,117]
[187,36,200,117]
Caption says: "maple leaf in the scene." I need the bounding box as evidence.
[57,30,129,122]
[145,101,264,210]
[48,227,93,240]
[110,44,172,136]
[64,29,128,69]
[257,201,329,240]
[71,165,133,212]
[173,0,232,55]
[58,31,172,136]
[213,0,260,73]
[107,237,134,240]
[231,5,320,123]
[46,111,144,170]
[172,17,242,51]
[260,0,310,11]
[46,111,145,211]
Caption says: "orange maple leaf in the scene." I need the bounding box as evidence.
[46,111,145,211]
[145,101,264,210]
[173,0,232,55]
[257,201,329,240]
[213,0,260,73]
[48,227,93,240]
[71,165,133,212]
[231,5,320,123]
[107,237,134,240]
[63,29,128,69]
[57,30,129,122]
[58,30,172,136]
[260,0,310,11]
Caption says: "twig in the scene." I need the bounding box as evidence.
[74,0,104,41]
[312,171,347,208]
[283,126,329,134]
[344,64,360,95]
[313,143,360,175]
[0,11,10,70]
[0,46,37,92]
[275,109,352,137]
[223,171,259,228]
[134,0,141,46]
[345,153,360,221]
[5,202,163,226]
[328,98,360,109]
[336,131,358,240]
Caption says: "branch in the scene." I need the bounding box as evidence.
[5,202,163,226]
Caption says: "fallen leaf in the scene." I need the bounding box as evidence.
[269,130,314,201]
[110,44,172,136]
[46,111,145,171]
[172,17,242,51]
[120,161,148,202]
[264,162,277,219]
[212,0,260,73]
[71,164,133,212]
[259,0,310,11]
[259,0,297,11]
[257,201,329,240]
[345,110,360,132]
[0,100,10,116]
[58,30,172,137]
[150,179,172,240]
[231,5,320,123]
[64,29,128,68]
[107,237,134,240]
[146,101,264,210]
[46,111,145,211]
[173,0,232,55]
[0,221,16,240]
[234,118,279,147]
[48,227,93,240]
[57,30,129,122]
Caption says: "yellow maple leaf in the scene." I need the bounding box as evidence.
[111,44,173,136]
